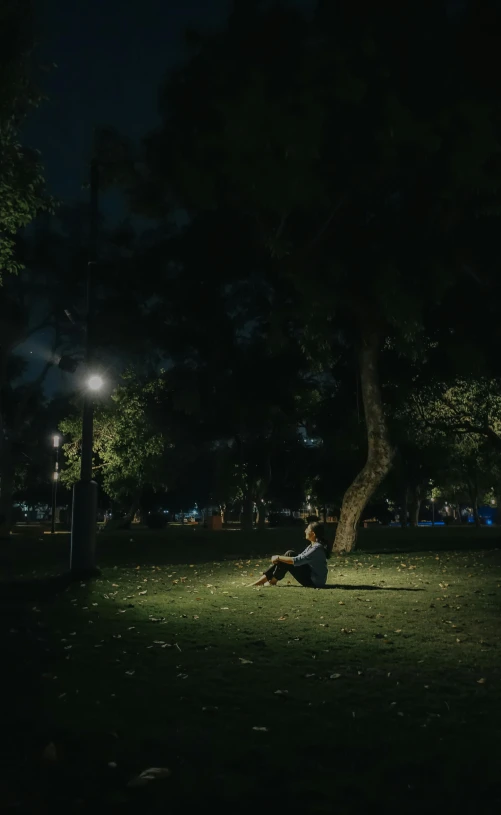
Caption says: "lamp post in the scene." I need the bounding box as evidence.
[431,497,435,526]
[51,435,60,534]
[70,369,104,573]
[70,159,101,577]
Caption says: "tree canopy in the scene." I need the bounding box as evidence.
[0,0,53,280]
[97,0,501,548]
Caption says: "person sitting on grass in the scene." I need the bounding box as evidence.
[251,521,331,588]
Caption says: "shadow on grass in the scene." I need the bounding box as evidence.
[0,572,74,605]
[281,584,424,592]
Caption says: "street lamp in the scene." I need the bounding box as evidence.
[70,371,104,574]
[88,374,104,391]
[431,497,435,526]
[51,435,60,534]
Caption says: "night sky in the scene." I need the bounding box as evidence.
[22,0,231,391]
[28,0,231,208]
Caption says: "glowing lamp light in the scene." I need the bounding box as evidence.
[87,374,104,391]
[53,435,60,448]
[54,471,59,481]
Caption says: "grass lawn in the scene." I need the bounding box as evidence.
[2,526,501,813]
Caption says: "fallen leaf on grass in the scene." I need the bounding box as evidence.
[127,767,171,788]
[338,601,345,606]
[252,727,269,732]
[239,658,253,665]
[330,673,342,680]
[274,690,288,695]
[138,590,147,596]
[477,678,487,685]
[125,670,135,676]
[277,616,288,621]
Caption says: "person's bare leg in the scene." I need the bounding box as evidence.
[248,575,278,587]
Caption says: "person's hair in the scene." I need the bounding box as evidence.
[306,521,333,559]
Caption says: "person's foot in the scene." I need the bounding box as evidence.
[248,575,268,587]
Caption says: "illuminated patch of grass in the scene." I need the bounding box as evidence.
[2,534,501,811]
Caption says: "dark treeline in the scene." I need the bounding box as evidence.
[3,0,501,549]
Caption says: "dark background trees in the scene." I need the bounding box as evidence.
[5,0,501,550]
[86,0,501,548]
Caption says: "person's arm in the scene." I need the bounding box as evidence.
[271,554,294,565]
[292,545,318,566]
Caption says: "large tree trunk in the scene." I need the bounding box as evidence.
[334,333,394,553]
[255,458,271,531]
[496,493,501,525]
[409,484,421,528]
[257,501,266,529]
[241,494,254,531]
[467,480,481,528]
[103,489,142,532]
[400,485,408,528]
[120,490,142,529]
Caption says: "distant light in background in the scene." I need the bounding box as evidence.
[53,434,60,448]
